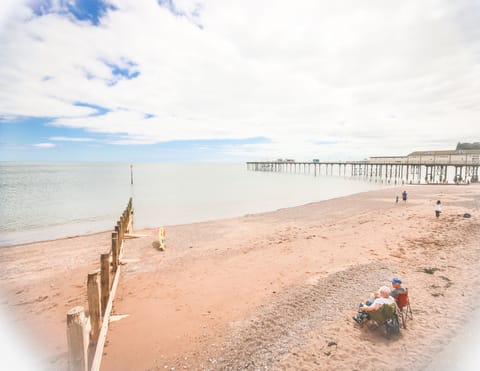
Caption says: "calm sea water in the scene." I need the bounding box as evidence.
[0,162,387,247]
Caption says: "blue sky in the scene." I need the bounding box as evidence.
[0,116,269,161]
[1,0,479,162]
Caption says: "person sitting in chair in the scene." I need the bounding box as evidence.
[353,286,395,324]
[390,277,406,298]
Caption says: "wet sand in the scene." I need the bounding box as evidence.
[1,184,479,370]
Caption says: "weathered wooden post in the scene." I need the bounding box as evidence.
[100,253,110,314]
[87,271,101,345]
[111,232,118,272]
[121,213,127,236]
[128,207,134,233]
[119,216,124,242]
[116,222,123,260]
[66,306,89,371]
[118,219,125,259]
[128,197,133,233]
[117,219,123,243]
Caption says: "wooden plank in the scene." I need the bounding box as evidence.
[124,233,147,239]
[90,266,121,371]
[109,314,130,323]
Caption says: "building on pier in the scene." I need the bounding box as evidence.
[367,149,480,183]
[369,149,480,165]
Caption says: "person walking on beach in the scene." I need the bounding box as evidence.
[402,190,407,202]
[396,195,399,204]
[435,200,442,218]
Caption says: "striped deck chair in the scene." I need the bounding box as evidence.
[395,289,413,329]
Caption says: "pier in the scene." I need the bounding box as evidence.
[246,150,480,184]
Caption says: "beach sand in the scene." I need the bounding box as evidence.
[1,184,480,370]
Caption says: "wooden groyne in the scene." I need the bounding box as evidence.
[66,198,133,371]
[246,160,479,184]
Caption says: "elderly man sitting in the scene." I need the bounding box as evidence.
[353,286,395,324]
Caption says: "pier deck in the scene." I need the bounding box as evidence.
[246,160,479,184]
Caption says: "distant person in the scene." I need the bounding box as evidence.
[390,277,406,298]
[396,196,399,203]
[435,200,442,218]
[402,190,407,202]
[353,286,395,324]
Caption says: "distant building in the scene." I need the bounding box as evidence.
[407,149,480,165]
[368,146,480,165]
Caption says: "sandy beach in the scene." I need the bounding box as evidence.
[1,184,480,370]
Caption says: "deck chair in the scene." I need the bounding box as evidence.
[367,303,400,338]
[395,289,413,329]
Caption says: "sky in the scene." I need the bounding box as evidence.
[0,0,479,162]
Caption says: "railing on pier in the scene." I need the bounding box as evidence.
[66,198,134,371]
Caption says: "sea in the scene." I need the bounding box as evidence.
[0,162,388,247]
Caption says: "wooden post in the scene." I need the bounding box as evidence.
[117,219,123,243]
[115,223,122,259]
[120,215,125,238]
[130,164,133,185]
[66,306,89,371]
[111,232,118,272]
[116,221,124,259]
[87,271,101,345]
[128,208,134,233]
[100,253,110,314]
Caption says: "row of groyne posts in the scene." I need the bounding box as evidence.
[246,161,480,184]
[66,198,133,371]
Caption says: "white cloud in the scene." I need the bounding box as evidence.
[49,136,94,142]
[33,142,56,148]
[1,0,480,160]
